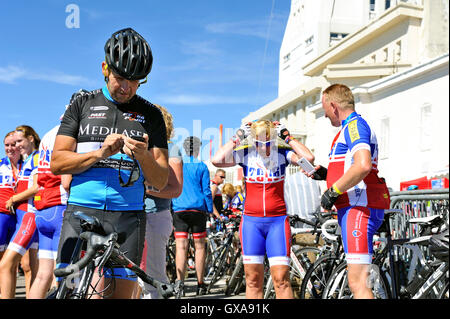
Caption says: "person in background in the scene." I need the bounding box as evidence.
[28,91,86,299]
[210,169,226,219]
[222,183,235,212]
[0,125,40,299]
[171,136,213,297]
[0,132,23,264]
[138,104,183,299]
[231,185,245,213]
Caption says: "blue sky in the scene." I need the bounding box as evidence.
[0,0,290,159]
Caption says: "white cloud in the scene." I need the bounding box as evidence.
[0,66,27,84]
[205,14,286,41]
[157,94,249,105]
[0,65,95,86]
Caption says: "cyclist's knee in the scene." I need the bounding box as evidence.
[347,264,370,292]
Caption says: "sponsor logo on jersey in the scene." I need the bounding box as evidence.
[88,112,107,119]
[348,120,360,143]
[78,124,144,139]
[352,230,363,237]
[90,106,109,111]
[123,112,146,123]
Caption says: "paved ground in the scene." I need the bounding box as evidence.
[15,272,27,299]
[175,270,245,299]
[14,270,245,299]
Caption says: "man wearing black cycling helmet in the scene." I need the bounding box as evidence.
[51,27,169,299]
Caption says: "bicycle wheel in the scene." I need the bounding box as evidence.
[322,261,391,299]
[299,253,341,299]
[225,255,244,296]
[166,245,177,284]
[290,246,321,298]
[206,244,232,294]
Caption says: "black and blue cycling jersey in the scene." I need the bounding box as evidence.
[57,86,168,211]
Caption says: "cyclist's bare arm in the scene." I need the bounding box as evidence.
[145,156,182,199]
[211,139,236,168]
[333,149,372,194]
[51,134,124,175]
[288,138,315,165]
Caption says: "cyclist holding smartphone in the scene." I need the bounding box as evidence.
[304,84,390,299]
[51,27,169,299]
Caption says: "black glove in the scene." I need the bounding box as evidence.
[312,165,328,181]
[276,123,290,140]
[321,187,340,210]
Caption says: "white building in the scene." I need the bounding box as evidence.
[242,0,449,191]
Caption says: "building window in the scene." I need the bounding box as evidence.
[305,35,314,46]
[385,0,391,9]
[420,103,432,151]
[370,0,376,11]
[395,40,402,62]
[380,117,390,159]
[283,53,291,64]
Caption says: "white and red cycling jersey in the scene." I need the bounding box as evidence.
[0,157,22,213]
[233,144,294,217]
[16,150,39,213]
[34,125,68,211]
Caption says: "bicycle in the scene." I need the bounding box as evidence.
[51,211,174,299]
[322,209,449,299]
[205,215,241,294]
[262,214,322,299]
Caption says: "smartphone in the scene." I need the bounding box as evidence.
[297,157,316,175]
[131,136,145,142]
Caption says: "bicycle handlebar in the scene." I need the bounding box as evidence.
[54,232,116,277]
[321,219,339,242]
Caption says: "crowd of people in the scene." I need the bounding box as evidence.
[0,27,390,299]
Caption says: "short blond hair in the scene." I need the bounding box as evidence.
[322,84,355,110]
[222,183,235,197]
[153,104,174,139]
[250,120,276,140]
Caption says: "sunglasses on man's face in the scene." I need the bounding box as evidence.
[118,151,141,187]
[219,175,225,179]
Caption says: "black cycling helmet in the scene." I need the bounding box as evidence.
[104,27,153,81]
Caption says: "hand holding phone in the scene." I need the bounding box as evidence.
[297,157,316,175]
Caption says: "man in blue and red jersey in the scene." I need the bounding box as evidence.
[307,84,390,299]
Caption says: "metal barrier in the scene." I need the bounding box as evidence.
[389,188,449,240]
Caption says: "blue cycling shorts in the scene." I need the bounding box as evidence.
[0,212,16,252]
[239,214,291,266]
[35,205,65,260]
[338,206,384,264]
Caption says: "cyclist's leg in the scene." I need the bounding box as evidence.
[240,215,266,299]
[173,212,190,282]
[29,205,65,299]
[266,215,293,299]
[338,207,384,299]
[143,209,173,298]
[191,212,207,286]
[0,209,37,299]
[101,211,146,299]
